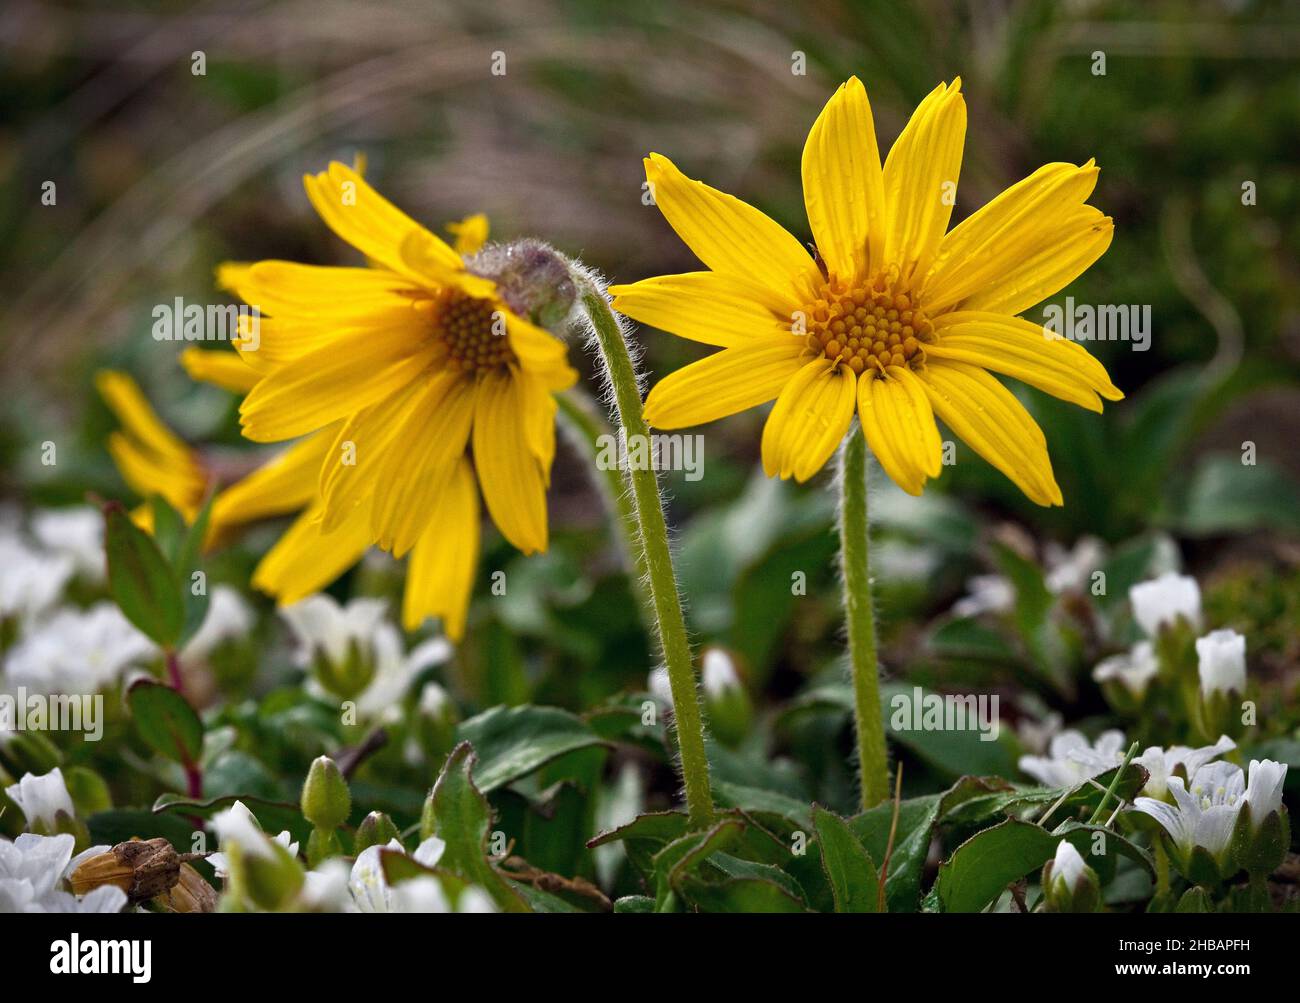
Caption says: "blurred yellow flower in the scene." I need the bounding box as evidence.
[96,370,211,528]
[96,366,448,634]
[218,163,577,636]
[612,77,1122,504]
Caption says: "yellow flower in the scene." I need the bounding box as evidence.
[97,365,444,632]
[96,365,325,547]
[611,77,1122,504]
[96,370,211,528]
[219,163,577,635]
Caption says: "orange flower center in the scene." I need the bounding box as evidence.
[433,289,517,372]
[803,278,933,376]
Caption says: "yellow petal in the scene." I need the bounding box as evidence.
[927,311,1123,411]
[918,360,1062,506]
[106,433,205,519]
[252,501,372,606]
[760,358,857,482]
[318,378,429,533]
[302,161,465,287]
[857,366,943,495]
[881,80,966,287]
[642,337,808,428]
[220,260,420,320]
[518,372,558,481]
[473,369,549,554]
[208,430,334,544]
[802,75,888,282]
[95,370,193,466]
[404,459,480,639]
[180,347,260,393]
[238,326,437,443]
[506,311,577,391]
[644,153,819,309]
[610,272,792,348]
[921,161,1099,313]
[446,213,489,256]
[958,207,1114,317]
[370,371,477,558]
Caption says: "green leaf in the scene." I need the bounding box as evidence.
[455,705,609,793]
[880,683,1019,779]
[427,742,528,912]
[128,680,203,766]
[849,776,994,912]
[150,496,186,565]
[176,493,216,648]
[928,617,1019,663]
[587,810,690,877]
[651,820,743,909]
[105,504,184,647]
[813,806,879,912]
[1175,454,1300,536]
[679,873,808,913]
[936,815,1153,913]
[153,792,311,845]
[992,541,1067,689]
[88,809,198,850]
[937,818,1061,913]
[712,779,812,831]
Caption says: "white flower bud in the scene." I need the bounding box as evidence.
[1195,628,1246,698]
[1129,573,1201,637]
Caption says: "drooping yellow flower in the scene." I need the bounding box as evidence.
[219,163,577,636]
[96,365,436,631]
[96,370,212,529]
[611,77,1122,504]
[96,365,326,547]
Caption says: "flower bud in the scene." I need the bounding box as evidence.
[1130,573,1201,637]
[212,806,304,911]
[1232,759,1290,878]
[354,811,401,855]
[1042,840,1101,913]
[466,239,577,331]
[301,756,351,832]
[1196,629,1246,698]
[700,647,752,747]
[311,636,375,702]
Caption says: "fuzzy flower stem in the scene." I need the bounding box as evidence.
[577,280,714,828]
[839,432,890,809]
[555,390,655,632]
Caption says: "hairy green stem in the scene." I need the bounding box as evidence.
[839,432,890,809]
[555,390,655,632]
[578,281,713,828]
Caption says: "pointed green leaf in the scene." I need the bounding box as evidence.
[105,504,184,647]
[814,806,879,912]
[128,680,203,766]
[428,742,528,912]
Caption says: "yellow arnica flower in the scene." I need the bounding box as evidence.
[220,163,577,635]
[611,77,1122,504]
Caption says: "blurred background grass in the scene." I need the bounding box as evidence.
[1,0,1298,769]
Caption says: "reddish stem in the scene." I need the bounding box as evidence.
[184,761,203,800]
[165,649,184,691]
